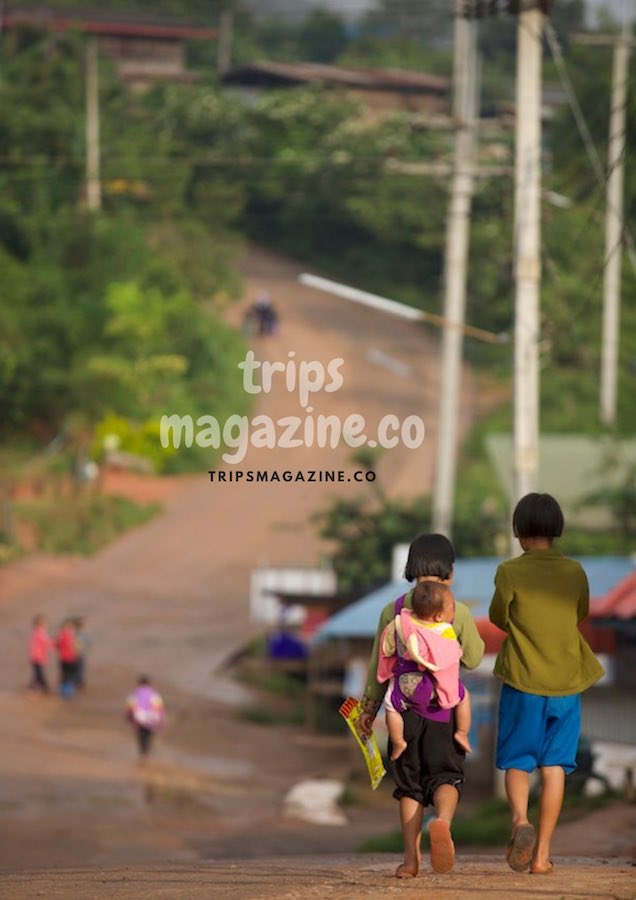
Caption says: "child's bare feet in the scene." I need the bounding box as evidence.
[390,738,408,761]
[428,818,455,873]
[530,860,554,875]
[530,856,554,874]
[394,861,418,878]
[506,822,536,872]
[454,730,472,753]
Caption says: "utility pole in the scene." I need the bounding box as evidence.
[512,3,544,505]
[432,6,479,537]
[217,9,233,76]
[85,37,101,213]
[600,15,631,427]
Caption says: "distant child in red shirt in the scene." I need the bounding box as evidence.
[29,614,53,693]
[56,619,79,697]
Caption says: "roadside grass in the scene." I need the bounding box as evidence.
[14,494,161,555]
[236,666,308,727]
[358,791,619,852]
[238,704,306,727]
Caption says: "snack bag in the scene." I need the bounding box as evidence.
[339,696,386,790]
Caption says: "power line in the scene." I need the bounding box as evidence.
[509,12,635,306]
[540,18,636,274]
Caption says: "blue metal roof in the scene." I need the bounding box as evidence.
[313,556,635,642]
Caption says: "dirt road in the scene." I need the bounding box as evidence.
[5,245,628,891]
[1,856,634,899]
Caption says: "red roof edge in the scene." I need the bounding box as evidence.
[2,12,217,40]
[590,570,636,620]
[474,616,617,656]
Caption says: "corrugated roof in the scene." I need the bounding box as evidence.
[591,571,636,620]
[314,556,635,642]
[225,60,450,93]
[2,5,217,39]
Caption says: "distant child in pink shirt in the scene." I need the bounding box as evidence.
[126,676,166,759]
[29,614,53,693]
[378,581,472,759]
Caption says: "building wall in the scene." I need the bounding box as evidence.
[350,88,448,116]
[614,633,636,689]
[582,687,636,746]
[99,36,185,80]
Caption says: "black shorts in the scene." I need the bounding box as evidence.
[389,710,465,807]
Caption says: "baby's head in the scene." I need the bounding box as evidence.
[412,581,455,623]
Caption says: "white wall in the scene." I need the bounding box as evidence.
[250,566,337,625]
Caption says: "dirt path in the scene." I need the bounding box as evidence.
[3,244,609,884]
[1,856,634,899]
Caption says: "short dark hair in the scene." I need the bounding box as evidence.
[512,493,564,539]
[404,533,455,582]
[412,581,449,619]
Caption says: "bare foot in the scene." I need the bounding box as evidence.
[395,862,418,878]
[530,859,554,874]
[390,738,407,761]
[428,818,455,874]
[454,730,472,753]
[506,823,536,872]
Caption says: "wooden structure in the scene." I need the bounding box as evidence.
[224,60,451,119]
[1,5,217,86]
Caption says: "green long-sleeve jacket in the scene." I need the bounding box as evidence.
[489,548,604,696]
[361,589,485,705]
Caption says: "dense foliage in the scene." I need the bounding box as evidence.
[2,4,634,556]
[0,29,247,471]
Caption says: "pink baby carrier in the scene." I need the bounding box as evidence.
[378,594,465,723]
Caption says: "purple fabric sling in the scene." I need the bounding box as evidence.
[389,593,465,724]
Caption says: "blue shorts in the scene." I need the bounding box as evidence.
[496,684,580,774]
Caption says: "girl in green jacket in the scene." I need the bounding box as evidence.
[358,533,484,878]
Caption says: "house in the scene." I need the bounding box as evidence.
[314,556,635,649]
[1,5,217,86]
[223,60,451,119]
[580,571,636,789]
[485,435,636,530]
[311,556,635,786]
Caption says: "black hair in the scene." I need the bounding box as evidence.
[404,533,455,582]
[138,675,150,686]
[512,492,564,539]
[412,581,449,620]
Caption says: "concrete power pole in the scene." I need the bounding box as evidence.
[217,10,234,76]
[432,8,479,537]
[600,18,631,427]
[512,4,544,505]
[85,37,101,213]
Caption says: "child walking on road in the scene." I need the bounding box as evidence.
[378,581,472,760]
[28,614,53,693]
[126,676,165,760]
[358,533,484,878]
[55,619,79,697]
[489,493,604,875]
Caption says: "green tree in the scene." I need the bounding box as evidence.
[316,493,432,594]
[297,9,349,62]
